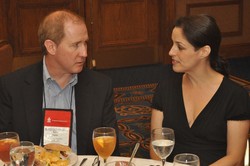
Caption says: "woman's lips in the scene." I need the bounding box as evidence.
[172,59,179,65]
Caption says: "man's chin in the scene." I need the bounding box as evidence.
[73,66,84,74]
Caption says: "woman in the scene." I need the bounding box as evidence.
[150,14,249,165]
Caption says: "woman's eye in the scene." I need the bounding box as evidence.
[178,45,184,50]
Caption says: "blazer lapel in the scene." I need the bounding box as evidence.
[23,62,44,144]
[75,69,94,154]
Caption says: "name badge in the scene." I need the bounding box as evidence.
[42,109,72,146]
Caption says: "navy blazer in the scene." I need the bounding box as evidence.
[0,61,119,155]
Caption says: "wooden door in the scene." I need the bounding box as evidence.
[85,0,164,69]
[174,0,250,59]
[4,0,85,70]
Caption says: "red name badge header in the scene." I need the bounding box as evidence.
[44,109,71,127]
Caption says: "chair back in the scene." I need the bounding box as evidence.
[0,40,13,76]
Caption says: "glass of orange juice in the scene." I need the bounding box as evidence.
[93,127,116,163]
[0,132,20,165]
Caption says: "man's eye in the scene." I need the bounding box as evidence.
[72,43,79,48]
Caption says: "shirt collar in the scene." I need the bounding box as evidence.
[43,56,78,86]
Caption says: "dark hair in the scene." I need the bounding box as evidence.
[174,14,229,76]
[38,9,85,55]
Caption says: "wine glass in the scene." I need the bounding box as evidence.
[151,128,175,166]
[173,153,200,166]
[93,127,116,164]
[0,132,20,165]
[10,141,35,166]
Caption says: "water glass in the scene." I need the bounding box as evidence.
[151,128,175,166]
[10,141,35,166]
[173,153,200,166]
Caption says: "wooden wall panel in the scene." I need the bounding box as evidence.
[15,1,77,56]
[160,0,176,65]
[187,1,242,36]
[0,1,8,40]
[100,1,147,46]
[5,0,84,70]
[1,0,249,70]
[87,0,162,69]
[18,7,46,54]
[174,0,250,59]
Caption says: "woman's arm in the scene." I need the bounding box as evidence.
[210,120,249,166]
[150,108,164,160]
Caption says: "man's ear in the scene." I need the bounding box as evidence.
[200,45,211,59]
[44,40,57,55]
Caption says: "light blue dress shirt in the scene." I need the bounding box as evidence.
[42,57,78,153]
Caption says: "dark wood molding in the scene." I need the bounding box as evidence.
[221,43,250,58]
[161,0,176,64]
[186,0,243,37]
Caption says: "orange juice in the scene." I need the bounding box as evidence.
[0,138,19,163]
[93,136,116,160]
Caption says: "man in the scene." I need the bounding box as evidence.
[0,10,119,155]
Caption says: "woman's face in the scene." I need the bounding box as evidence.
[169,27,202,73]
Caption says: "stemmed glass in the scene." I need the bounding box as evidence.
[151,128,175,166]
[0,132,20,165]
[93,127,116,164]
[10,141,35,166]
[173,153,200,166]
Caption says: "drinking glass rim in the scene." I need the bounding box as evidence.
[0,132,19,139]
[94,127,116,134]
[174,153,199,163]
[18,141,34,146]
[10,140,35,150]
[151,127,174,134]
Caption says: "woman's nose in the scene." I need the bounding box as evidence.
[169,46,175,57]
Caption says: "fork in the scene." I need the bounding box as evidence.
[79,158,87,166]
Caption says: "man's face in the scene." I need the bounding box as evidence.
[54,21,88,74]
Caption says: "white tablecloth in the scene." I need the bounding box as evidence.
[76,155,173,166]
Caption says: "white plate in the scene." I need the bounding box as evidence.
[69,152,78,166]
[0,160,4,166]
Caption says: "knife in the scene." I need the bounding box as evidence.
[79,158,87,166]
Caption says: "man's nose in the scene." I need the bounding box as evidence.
[79,45,87,57]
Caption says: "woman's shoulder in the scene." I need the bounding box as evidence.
[222,76,250,120]
[222,76,249,95]
[158,70,183,84]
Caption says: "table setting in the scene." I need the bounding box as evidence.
[76,155,169,166]
[1,127,200,166]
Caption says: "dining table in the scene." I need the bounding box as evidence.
[76,155,173,166]
[0,155,173,166]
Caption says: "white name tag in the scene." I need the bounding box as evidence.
[43,109,72,146]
